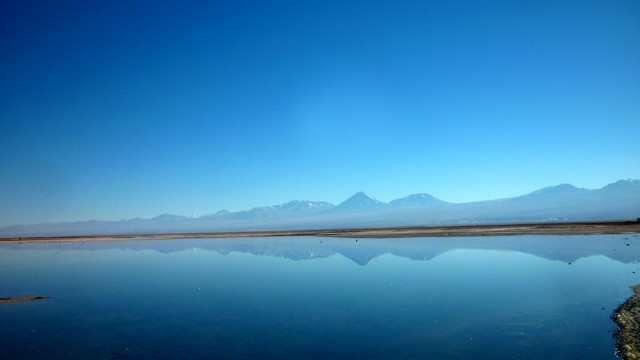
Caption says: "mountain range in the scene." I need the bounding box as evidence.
[1,179,639,237]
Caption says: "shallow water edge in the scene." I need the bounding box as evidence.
[1,221,639,243]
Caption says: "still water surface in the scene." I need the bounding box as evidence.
[1,235,639,359]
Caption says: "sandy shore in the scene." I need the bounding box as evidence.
[0,296,49,304]
[613,285,640,360]
[1,221,638,243]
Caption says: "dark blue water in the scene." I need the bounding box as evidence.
[1,234,639,359]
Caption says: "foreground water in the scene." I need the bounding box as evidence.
[1,234,639,359]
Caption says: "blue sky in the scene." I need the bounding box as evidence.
[1,0,639,226]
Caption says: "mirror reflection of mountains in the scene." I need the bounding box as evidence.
[10,235,640,265]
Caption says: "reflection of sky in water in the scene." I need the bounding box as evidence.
[1,235,639,359]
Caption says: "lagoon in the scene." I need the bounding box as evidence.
[1,234,639,359]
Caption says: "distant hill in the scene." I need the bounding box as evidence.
[1,179,639,237]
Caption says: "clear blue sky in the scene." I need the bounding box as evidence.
[1,0,639,226]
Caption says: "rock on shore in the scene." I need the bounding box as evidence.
[613,285,640,360]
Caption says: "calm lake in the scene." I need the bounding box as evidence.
[1,234,639,359]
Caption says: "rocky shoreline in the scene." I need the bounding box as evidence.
[613,285,640,360]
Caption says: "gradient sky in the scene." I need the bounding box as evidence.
[1,0,639,226]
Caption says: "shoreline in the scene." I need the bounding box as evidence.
[0,296,49,304]
[613,285,640,360]
[1,221,639,243]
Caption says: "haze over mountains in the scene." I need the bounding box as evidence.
[1,179,639,237]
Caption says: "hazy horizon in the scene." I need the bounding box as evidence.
[2,179,638,235]
[2,1,639,226]
[1,179,638,226]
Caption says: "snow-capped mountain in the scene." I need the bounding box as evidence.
[276,200,334,213]
[215,208,233,216]
[224,200,335,220]
[599,179,640,195]
[388,193,448,207]
[518,184,591,199]
[151,214,190,221]
[330,192,385,212]
[201,208,233,219]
